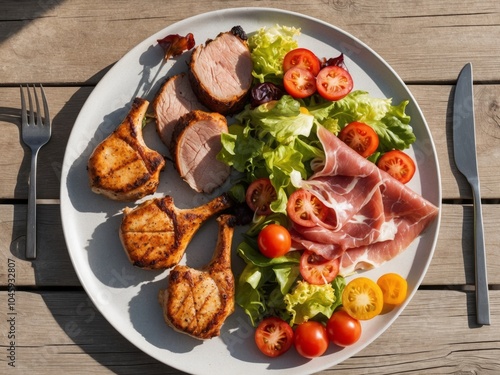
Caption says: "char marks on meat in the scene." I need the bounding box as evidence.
[292,126,439,275]
[189,26,253,115]
[152,73,207,147]
[170,110,230,194]
[119,193,233,269]
[158,214,236,339]
[88,98,165,201]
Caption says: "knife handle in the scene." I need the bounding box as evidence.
[471,181,490,325]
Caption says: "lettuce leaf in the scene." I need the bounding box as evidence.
[218,95,324,214]
[315,90,415,152]
[284,279,344,326]
[235,241,301,326]
[248,25,300,84]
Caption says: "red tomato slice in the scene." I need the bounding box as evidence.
[245,178,277,215]
[286,189,328,227]
[254,317,294,357]
[338,121,379,158]
[316,65,353,101]
[300,251,340,285]
[283,67,317,99]
[283,48,321,76]
[257,224,292,258]
[377,150,416,184]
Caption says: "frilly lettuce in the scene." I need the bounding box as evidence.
[311,90,415,152]
[284,278,345,326]
[235,234,346,326]
[248,25,300,84]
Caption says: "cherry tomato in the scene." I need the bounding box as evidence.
[283,48,321,76]
[245,178,277,216]
[326,310,362,347]
[283,67,317,99]
[377,273,408,305]
[294,321,329,358]
[286,189,328,227]
[316,65,353,101]
[300,251,340,285]
[377,150,416,184]
[342,277,384,320]
[255,317,294,357]
[257,224,292,258]
[339,121,379,158]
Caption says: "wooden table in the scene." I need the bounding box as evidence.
[1,1,499,374]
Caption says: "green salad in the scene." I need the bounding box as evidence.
[217,25,415,327]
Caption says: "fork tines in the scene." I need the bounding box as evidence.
[20,84,50,128]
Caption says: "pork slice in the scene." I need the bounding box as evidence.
[189,26,253,115]
[152,73,207,147]
[170,110,230,194]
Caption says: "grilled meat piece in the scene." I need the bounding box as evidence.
[170,110,230,194]
[189,26,253,115]
[119,193,233,269]
[152,73,207,148]
[158,214,236,339]
[88,98,165,201]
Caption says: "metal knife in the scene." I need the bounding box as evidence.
[453,62,490,325]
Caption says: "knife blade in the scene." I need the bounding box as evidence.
[453,62,490,325]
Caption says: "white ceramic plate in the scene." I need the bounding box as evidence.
[60,7,441,375]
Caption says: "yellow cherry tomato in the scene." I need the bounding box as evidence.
[377,273,408,305]
[342,277,384,320]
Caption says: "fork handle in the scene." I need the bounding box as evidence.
[26,148,39,260]
[472,181,490,325]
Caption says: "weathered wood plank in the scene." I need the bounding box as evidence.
[1,1,499,84]
[0,290,498,374]
[1,203,499,287]
[1,85,500,200]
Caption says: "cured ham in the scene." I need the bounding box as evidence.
[291,126,439,275]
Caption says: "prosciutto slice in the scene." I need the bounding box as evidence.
[291,126,439,276]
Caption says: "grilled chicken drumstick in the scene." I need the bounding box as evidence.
[158,214,236,339]
[119,193,233,269]
[88,98,165,201]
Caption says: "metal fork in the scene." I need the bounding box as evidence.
[20,84,52,260]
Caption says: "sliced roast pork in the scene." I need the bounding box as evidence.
[88,98,165,201]
[189,26,253,115]
[170,110,230,194]
[152,73,207,147]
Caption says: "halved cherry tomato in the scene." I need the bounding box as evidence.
[255,317,294,357]
[316,65,353,101]
[300,251,340,285]
[342,277,384,320]
[326,309,362,347]
[339,121,379,158]
[294,321,329,358]
[377,150,416,184]
[283,48,321,76]
[257,224,292,258]
[283,67,317,99]
[286,189,328,227]
[377,273,408,305]
[245,178,277,216]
